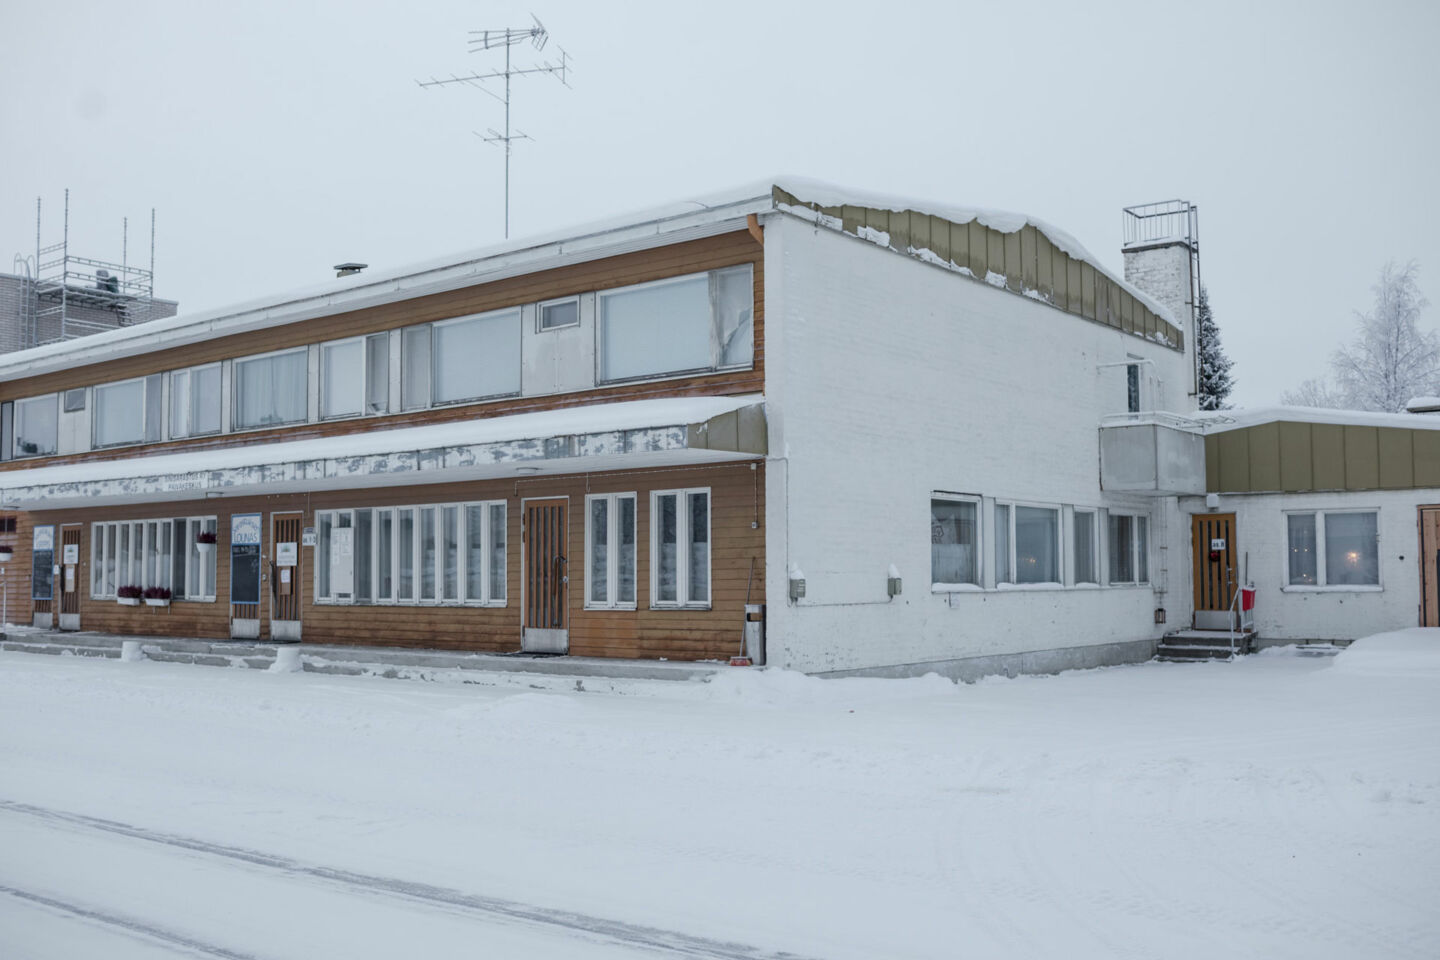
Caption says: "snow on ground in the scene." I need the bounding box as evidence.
[1,633,1437,959]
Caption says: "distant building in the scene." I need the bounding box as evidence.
[0,271,178,355]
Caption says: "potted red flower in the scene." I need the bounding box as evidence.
[143,586,172,608]
[196,530,218,555]
[117,585,143,606]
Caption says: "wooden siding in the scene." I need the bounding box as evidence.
[774,186,1184,352]
[16,462,765,661]
[1205,420,1440,493]
[0,231,764,472]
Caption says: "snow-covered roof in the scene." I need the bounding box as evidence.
[0,176,1170,381]
[0,394,762,496]
[1197,405,1440,433]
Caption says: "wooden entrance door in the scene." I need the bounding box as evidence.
[1420,507,1440,626]
[1192,513,1238,629]
[270,513,303,641]
[522,498,568,653]
[58,525,82,631]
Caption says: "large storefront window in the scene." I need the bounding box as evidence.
[91,517,216,600]
[315,501,506,605]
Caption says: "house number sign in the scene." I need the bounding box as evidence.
[1210,538,1226,552]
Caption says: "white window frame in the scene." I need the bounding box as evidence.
[650,487,712,609]
[930,493,982,590]
[537,295,581,332]
[89,516,216,601]
[13,394,58,458]
[596,265,755,385]
[585,492,638,609]
[994,500,1064,586]
[319,336,367,421]
[92,376,153,448]
[232,345,310,431]
[1107,510,1151,585]
[169,363,223,439]
[1283,508,1382,591]
[1072,508,1099,585]
[314,500,507,606]
[429,309,523,407]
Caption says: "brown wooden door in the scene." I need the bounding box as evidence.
[59,525,82,628]
[1192,513,1238,627]
[270,513,303,640]
[523,498,568,653]
[1420,508,1440,627]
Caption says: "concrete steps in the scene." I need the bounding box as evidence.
[1156,629,1255,662]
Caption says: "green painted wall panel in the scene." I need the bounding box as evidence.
[1066,259,1083,314]
[841,205,864,236]
[1278,422,1314,491]
[1218,431,1250,492]
[1035,233,1053,300]
[1378,428,1414,488]
[1020,226,1039,291]
[1415,430,1440,486]
[1081,263,1096,320]
[927,215,949,262]
[1003,231,1022,292]
[987,227,1005,283]
[1312,424,1346,489]
[1343,425,1380,490]
[1205,435,1221,491]
[968,221,987,277]
[948,219,969,269]
[908,212,929,254]
[1247,422,1281,491]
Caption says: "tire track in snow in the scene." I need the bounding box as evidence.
[0,883,261,960]
[0,800,815,960]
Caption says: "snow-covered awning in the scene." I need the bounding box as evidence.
[0,395,767,510]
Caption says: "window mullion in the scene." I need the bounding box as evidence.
[1317,513,1328,586]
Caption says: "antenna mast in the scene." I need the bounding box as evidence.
[417,15,572,239]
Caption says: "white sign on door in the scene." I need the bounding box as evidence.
[63,543,79,564]
[330,527,354,595]
[277,542,298,567]
[1210,538,1226,551]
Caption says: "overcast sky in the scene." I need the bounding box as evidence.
[4,0,1437,407]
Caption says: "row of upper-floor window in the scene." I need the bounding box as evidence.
[0,264,756,461]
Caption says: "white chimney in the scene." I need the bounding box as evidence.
[1122,201,1200,407]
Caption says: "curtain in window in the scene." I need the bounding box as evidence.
[994,504,1010,583]
[322,340,364,418]
[1073,512,1095,584]
[688,492,709,603]
[366,334,389,415]
[1015,507,1059,583]
[1326,512,1378,585]
[377,510,394,600]
[1108,514,1134,583]
[489,504,506,601]
[14,397,57,456]
[656,494,678,602]
[235,351,307,428]
[402,326,431,410]
[931,500,977,585]
[442,506,459,600]
[714,266,754,367]
[397,509,415,600]
[618,497,635,604]
[589,498,609,604]
[432,312,521,403]
[193,366,222,435]
[419,508,436,600]
[601,277,711,381]
[95,380,146,446]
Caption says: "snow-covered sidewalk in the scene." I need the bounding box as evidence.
[1,631,1437,959]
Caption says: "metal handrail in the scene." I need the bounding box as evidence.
[1227,582,1255,660]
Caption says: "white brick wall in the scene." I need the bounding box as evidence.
[1122,245,1196,400]
[763,216,1193,673]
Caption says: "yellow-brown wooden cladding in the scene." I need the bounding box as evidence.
[0,231,764,471]
[16,462,765,661]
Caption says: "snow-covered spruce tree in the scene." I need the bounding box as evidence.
[1195,286,1233,410]
[1330,261,1436,412]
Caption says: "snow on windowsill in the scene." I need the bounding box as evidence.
[1281,584,1383,594]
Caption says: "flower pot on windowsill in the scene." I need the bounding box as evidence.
[0,547,13,563]
[117,597,140,607]
[144,598,170,608]
[196,542,215,555]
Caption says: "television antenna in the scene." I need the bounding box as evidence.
[417,15,572,239]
